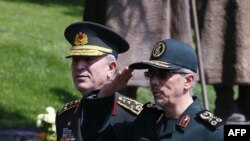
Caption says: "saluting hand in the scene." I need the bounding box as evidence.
[99,67,133,98]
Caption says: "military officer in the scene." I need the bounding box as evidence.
[55,21,143,141]
[81,39,224,141]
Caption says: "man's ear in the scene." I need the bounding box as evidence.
[107,61,117,78]
[184,74,194,89]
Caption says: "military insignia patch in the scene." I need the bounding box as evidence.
[60,128,76,141]
[152,41,166,57]
[57,100,80,116]
[198,110,223,128]
[179,115,190,128]
[117,96,143,115]
[74,32,88,45]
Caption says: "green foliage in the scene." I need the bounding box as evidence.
[136,87,154,104]
[0,0,83,128]
[193,84,216,111]
[0,0,217,129]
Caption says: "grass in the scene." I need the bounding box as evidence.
[0,0,83,128]
[0,0,219,129]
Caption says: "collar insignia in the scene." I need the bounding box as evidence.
[179,115,190,128]
[152,41,166,57]
[74,32,88,45]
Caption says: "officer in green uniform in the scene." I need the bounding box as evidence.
[81,39,224,141]
[55,21,143,141]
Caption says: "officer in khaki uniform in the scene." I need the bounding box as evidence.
[81,39,224,141]
[55,22,143,141]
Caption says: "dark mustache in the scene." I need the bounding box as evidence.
[75,68,89,77]
[151,86,161,92]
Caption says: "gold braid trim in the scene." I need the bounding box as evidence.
[71,45,112,53]
[57,100,80,116]
[67,45,113,57]
[67,50,108,56]
[144,60,171,68]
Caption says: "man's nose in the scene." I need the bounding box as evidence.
[150,76,160,85]
[75,60,88,70]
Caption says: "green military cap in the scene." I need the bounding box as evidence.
[129,39,198,72]
[64,21,129,58]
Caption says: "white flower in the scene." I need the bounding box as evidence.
[36,106,56,126]
[36,119,42,127]
[51,124,56,132]
[36,106,57,140]
[46,106,56,115]
[43,106,56,124]
[37,114,45,120]
[36,114,45,127]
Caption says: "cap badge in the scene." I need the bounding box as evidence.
[178,115,190,128]
[74,32,88,45]
[152,41,166,57]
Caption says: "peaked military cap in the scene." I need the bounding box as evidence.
[129,39,197,72]
[64,21,129,58]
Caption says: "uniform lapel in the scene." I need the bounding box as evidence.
[156,117,177,138]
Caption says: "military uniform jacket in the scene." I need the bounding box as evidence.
[82,95,224,141]
[56,92,142,141]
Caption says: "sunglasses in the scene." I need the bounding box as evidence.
[144,70,188,80]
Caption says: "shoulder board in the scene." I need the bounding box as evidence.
[117,96,143,115]
[198,110,223,129]
[57,100,80,116]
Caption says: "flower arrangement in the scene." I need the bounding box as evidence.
[36,106,57,141]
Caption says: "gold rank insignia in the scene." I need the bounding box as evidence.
[117,96,143,115]
[74,32,88,45]
[57,100,80,116]
[152,41,166,57]
[198,110,223,128]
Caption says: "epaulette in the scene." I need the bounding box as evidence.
[198,110,223,129]
[57,100,80,116]
[117,96,143,115]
